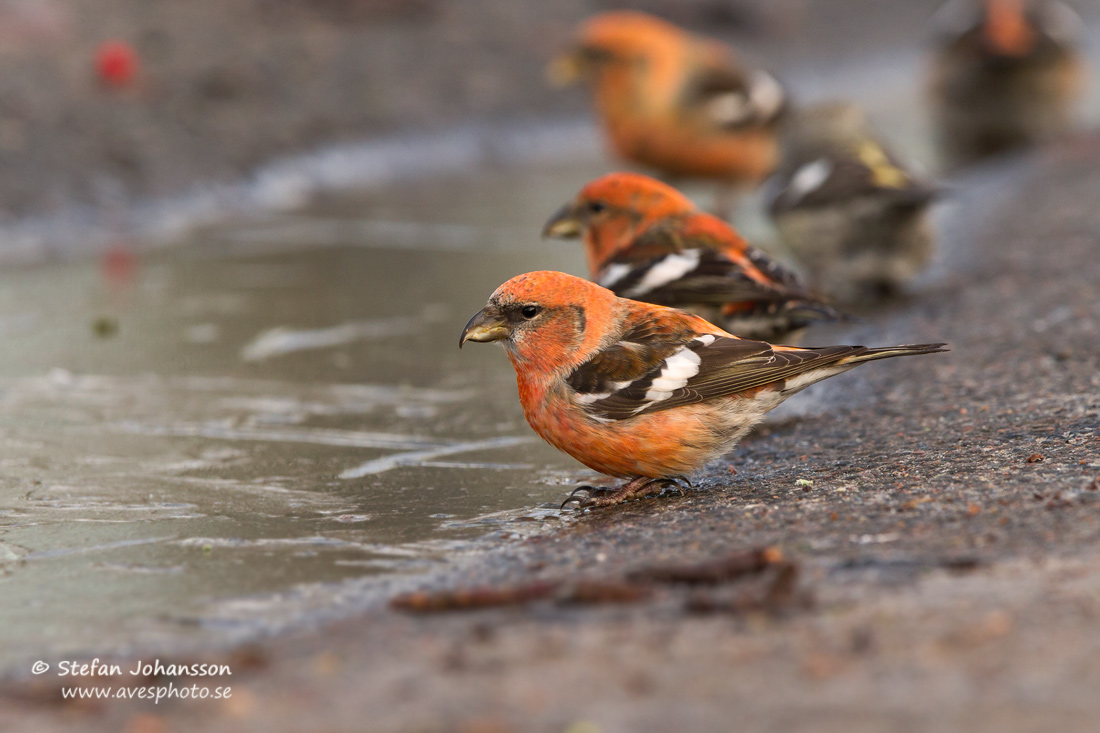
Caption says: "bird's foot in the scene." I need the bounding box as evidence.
[668,475,693,491]
[559,484,615,510]
[565,476,690,510]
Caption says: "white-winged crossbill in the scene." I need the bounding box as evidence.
[767,102,939,303]
[460,270,947,509]
[543,171,843,342]
[549,11,786,200]
[929,0,1085,165]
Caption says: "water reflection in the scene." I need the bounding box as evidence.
[0,164,607,671]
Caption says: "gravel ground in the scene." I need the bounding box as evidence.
[1,131,1098,733]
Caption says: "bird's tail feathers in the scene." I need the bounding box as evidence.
[838,343,949,365]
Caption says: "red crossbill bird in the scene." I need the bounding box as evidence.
[929,0,1085,165]
[460,271,946,509]
[543,171,843,342]
[549,11,787,209]
[767,102,939,303]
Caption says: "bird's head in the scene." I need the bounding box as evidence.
[543,172,696,272]
[460,271,617,372]
[547,11,681,87]
[982,0,1037,56]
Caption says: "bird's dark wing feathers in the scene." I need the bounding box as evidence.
[565,318,696,395]
[679,64,785,129]
[680,340,856,398]
[744,246,807,292]
[770,150,937,213]
[600,247,794,306]
[567,323,866,421]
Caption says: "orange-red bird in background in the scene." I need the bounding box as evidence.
[550,12,787,206]
[929,0,1085,164]
[543,172,842,341]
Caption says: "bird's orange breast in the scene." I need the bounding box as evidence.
[516,379,740,479]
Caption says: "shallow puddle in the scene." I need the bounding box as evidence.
[0,164,618,670]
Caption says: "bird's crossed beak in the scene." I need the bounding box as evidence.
[459,306,509,348]
[542,202,584,239]
[546,51,585,87]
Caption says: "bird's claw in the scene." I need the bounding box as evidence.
[560,491,587,510]
[561,476,694,510]
[667,476,693,491]
[639,479,682,498]
[560,484,613,510]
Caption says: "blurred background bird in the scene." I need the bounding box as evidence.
[767,102,940,303]
[548,10,788,217]
[543,171,843,342]
[929,0,1086,166]
[460,271,947,509]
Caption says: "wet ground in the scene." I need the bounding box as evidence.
[0,162,643,672]
[0,3,1099,732]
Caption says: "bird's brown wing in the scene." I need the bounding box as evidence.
[569,315,947,421]
[598,215,814,306]
[568,312,847,421]
[769,143,939,214]
[677,58,787,131]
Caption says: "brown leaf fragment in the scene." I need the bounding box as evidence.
[390,581,561,612]
[628,547,782,585]
[558,580,652,605]
[685,562,807,616]
[941,556,982,573]
[1045,492,1073,510]
[763,562,799,608]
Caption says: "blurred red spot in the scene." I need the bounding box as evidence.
[104,243,136,288]
[95,41,138,88]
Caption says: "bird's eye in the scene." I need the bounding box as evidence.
[521,305,540,319]
[588,201,606,214]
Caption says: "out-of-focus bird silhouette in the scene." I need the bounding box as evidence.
[767,102,939,303]
[549,11,787,215]
[929,0,1086,165]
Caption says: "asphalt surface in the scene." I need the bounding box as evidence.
[2,131,1098,732]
